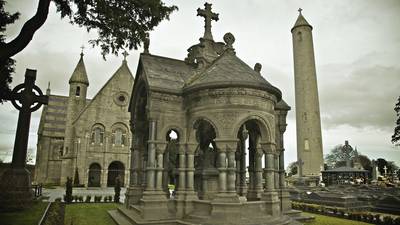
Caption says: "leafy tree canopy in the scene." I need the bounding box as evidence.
[0,0,178,102]
[392,96,400,145]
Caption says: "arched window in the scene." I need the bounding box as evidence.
[112,128,126,146]
[91,126,104,144]
[76,86,81,97]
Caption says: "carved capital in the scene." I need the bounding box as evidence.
[260,142,276,154]
[154,141,168,154]
[214,138,239,152]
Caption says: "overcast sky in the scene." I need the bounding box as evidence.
[1,0,399,167]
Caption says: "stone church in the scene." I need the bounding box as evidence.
[34,52,134,187]
[110,3,301,225]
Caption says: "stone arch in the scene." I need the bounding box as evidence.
[161,125,184,142]
[107,161,125,187]
[90,123,106,144]
[232,114,272,143]
[88,162,101,187]
[189,116,220,142]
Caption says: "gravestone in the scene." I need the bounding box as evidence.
[0,69,48,211]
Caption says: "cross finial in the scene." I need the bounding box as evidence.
[197,3,219,41]
[80,45,85,58]
[298,8,303,15]
[122,50,129,62]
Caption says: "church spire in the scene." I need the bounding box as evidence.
[291,8,313,32]
[197,3,219,41]
[69,49,89,86]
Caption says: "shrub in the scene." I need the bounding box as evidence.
[332,207,338,215]
[54,197,62,202]
[393,217,400,225]
[65,177,73,204]
[78,196,84,202]
[94,195,102,202]
[85,196,91,202]
[383,216,394,225]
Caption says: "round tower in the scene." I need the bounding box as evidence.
[291,9,323,177]
[61,51,89,184]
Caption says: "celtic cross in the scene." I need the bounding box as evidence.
[4,69,48,168]
[197,3,219,40]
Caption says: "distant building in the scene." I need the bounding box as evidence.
[35,52,134,187]
[322,141,369,186]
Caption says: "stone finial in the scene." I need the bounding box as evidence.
[80,45,85,58]
[122,50,129,62]
[254,63,262,73]
[223,32,235,47]
[298,8,303,15]
[197,3,219,40]
[143,33,150,54]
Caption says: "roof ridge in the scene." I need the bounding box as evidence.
[72,61,134,124]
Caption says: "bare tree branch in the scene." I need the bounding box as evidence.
[0,0,51,60]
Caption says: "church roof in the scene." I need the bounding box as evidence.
[139,54,194,94]
[183,52,282,100]
[138,52,282,101]
[72,60,134,123]
[291,11,312,32]
[69,53,89,85]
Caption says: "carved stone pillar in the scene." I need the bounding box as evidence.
[145,120,157,191]
[155,142,167,191]
[177,144,186,194]
[185,143,197,196]
[254,148,264,196]
[214,139,239,202]
[261,142,280,215]
[274,152,280,190]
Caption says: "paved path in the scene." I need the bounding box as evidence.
[41,187,126,203]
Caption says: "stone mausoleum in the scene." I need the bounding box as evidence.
[110,3,298,225]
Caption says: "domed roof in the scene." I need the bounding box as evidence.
[183,52,282,100]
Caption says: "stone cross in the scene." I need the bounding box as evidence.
[297,158,304,177]
[0,69,48,210]
[298,8,303,14]
[4,69,48,168]
[384,166,388,177]
[197,3,219,40]
[80,45,85,57]
[122,50,129,61]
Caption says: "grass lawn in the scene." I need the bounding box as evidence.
[303,212,372,225]
[64,203,119,225]
[0,201,49,225]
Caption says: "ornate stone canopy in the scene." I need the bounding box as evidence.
[114,3,294,225]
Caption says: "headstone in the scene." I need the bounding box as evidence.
[0,69,48,211]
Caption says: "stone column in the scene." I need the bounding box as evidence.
[155,142,167,191]
[254,148,263,197]
[214,139,239,202]
[261,142,280,216]
[177,144,186,194]
[278,148,285,189]
[185,143,197,198]
[145,120,157,191]
[274,152,280,190]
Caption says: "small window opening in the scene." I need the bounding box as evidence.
[76,86,81,97]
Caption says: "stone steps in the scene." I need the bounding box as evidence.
[284,210,315,222]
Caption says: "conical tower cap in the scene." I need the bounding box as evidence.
[291,9,313,32]
[69,52,89,86]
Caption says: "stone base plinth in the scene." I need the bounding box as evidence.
[261,191,280,216]
[0,168,34,211]
[139,191,171,220]
[125,185,143,207]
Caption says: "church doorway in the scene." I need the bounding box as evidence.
[88,163,101,187]
[107,161,125,187]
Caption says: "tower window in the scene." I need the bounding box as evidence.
[297,31,302,41]
[76,86,81,97]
